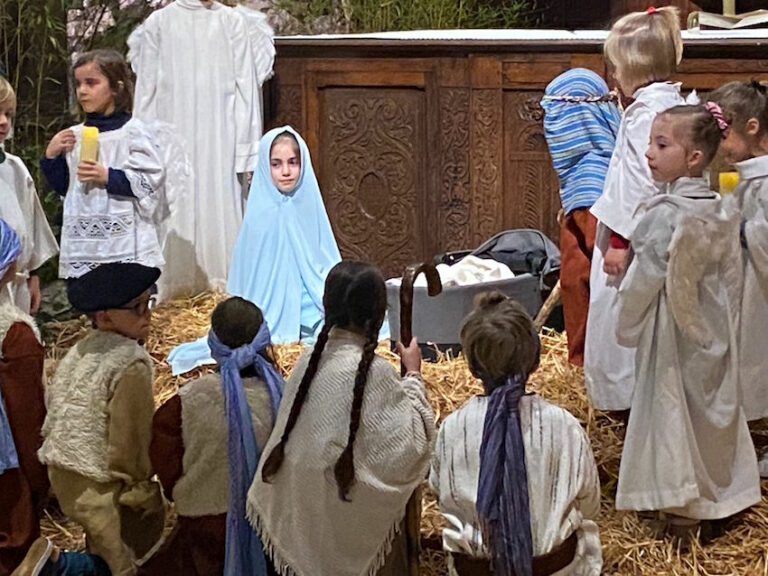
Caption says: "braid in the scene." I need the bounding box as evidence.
[333,319,379,501]
[261,321,333,482]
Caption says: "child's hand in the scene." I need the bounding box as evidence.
[45,129,76,158]
[77,161,108,186]
[27,275,41,315]
[395,337,422,375]
[603,247,628,276]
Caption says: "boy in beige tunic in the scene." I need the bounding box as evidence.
[19,263,165,576]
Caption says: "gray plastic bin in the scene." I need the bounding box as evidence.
[386,273,542,347]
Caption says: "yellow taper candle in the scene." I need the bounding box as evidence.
[719,171,739,194]
[80,126,99,163]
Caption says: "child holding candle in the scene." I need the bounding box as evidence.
[0,76,58,314]
[40,49,165,280]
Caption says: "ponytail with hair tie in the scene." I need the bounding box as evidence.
[704,101,729,132]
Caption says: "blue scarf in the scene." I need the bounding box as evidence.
[208,322,284,576]
[476,337,541,576]
[0,218,21,474]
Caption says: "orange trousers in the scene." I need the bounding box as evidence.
[559,208,596,367]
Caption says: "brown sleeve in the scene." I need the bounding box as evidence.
[107,360,155,483]
[150,395,184,502]
[0,322,48,504]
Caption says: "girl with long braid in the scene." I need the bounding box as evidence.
[429,293,601,576]
[247,260,436,576]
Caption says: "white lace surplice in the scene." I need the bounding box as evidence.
[58,120,164,278]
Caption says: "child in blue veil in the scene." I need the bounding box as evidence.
[168,126,341,375]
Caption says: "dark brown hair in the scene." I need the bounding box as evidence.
[261,261,387,500]
[211,296,276,374]
[73,49,134,113]
[709,80,768,137]
[659,104,723,167]
[460,291,539,394]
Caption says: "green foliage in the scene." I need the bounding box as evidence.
[273,0,539,33]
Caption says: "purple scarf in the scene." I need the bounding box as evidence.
[208,322,284,576]
[476,337,541,576]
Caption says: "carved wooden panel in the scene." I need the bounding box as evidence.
[503,91,560,243]
[319,88,425,278]
[438,89,471,251]
[268,84,303,133]
[470,89,503,245]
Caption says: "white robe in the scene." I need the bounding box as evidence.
[0,151,58,311]
[59,120,165,278]
[615,178,760,519]
[128,0,274,292]
[429,394,602,576]
[731,156,768,421]
[584,82,685,410]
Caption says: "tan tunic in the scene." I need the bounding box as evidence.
[41,332,164,575]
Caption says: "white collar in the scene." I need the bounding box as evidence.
[736,155,768,180]
[666,177,715,199]
[633,81,682,102]
[175,0,221,10]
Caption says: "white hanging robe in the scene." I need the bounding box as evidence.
[615,178,760,519]
[731,156,768,421]
[584,82,685,410]
[128,0,274,292]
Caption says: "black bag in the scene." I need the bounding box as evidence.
[471,228,560,278]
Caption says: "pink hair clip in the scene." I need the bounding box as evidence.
[704,101,729,132]
[646,6,657,14]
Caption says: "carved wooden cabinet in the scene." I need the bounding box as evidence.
[266,36,768,277]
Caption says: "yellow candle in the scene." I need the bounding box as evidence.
[723,0,736,16]
[80,126,99,163]
[719,171,739,194]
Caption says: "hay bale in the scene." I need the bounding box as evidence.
[40,292,768,575]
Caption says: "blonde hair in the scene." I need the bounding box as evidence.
[0,76,16,115]
[605,7,683,94]
[460,291,539,391]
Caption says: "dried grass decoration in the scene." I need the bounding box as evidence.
[41,292,768,575]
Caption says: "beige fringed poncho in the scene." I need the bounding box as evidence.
[247,328,436,576]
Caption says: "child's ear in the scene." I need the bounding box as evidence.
[687,148,704,170]
[746,117,761,137]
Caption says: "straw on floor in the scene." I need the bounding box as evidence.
[41,292,768,575]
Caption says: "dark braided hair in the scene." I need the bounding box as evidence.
[261,261,388,501]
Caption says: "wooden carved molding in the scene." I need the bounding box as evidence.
[439,88,471,251]
[321,89,423,278]
[504,91,560,241]
[270,84,303,132]
[470,89,503,244]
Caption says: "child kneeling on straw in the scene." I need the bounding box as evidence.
[0,219,48,574]
[430,292,601,576]
[142,296,283,576]
[17,263,165,576]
